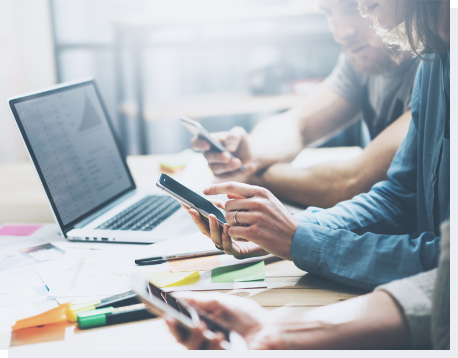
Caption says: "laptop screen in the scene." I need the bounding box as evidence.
[10,81,135,230]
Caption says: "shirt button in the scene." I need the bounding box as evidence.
[431,173,435,181]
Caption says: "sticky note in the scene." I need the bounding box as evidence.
[169,255,222,273]
[211,261,265,283]
[12,302,71,331]
[0,225,42,236]
[148,271,200,288]
[159,149,195,173]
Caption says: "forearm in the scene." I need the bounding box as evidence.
[251,160,368,208]
[252,110,412,208]
[248,83,358,171]
[268,291,410,350]
[248,109,304,170]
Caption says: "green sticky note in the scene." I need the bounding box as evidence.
[211,261,265,283]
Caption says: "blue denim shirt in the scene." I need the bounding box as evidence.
[290,53,450,290]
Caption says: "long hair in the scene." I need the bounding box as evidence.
[360,1,450,58]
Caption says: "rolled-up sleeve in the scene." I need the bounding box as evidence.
[375,269,437,349]
[288,66,441,290]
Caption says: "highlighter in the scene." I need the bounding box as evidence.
[77,303,156,329]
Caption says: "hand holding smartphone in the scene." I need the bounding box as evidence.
[180,116,245,171]
[131,273,247,350]
[156,173,227,229]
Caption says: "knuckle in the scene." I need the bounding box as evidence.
[225,212,232,223]
[226,182,236,191]
[246,225,258,236]
[257,187,269,197]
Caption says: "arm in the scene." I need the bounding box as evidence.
[193,83,359,180]
[248,83,360,170]
[250,110,411,208]
[165,290,411,350]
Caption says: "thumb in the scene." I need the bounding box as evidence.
[241,162,257,176]
[225,127,246,153]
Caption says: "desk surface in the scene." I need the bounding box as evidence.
[1,155,366,351]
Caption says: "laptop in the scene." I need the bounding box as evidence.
[8,78,196,243]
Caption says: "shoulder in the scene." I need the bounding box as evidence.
[334,53,363,78]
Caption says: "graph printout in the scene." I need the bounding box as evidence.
[14,84,132,225]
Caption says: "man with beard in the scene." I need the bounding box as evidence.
[189,0,420,209]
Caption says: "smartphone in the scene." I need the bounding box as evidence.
[156,173,227,228]
[180,116,245,171]
[131,273,247,349]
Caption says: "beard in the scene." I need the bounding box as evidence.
[344,44,407,75]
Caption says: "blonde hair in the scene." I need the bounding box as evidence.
[359,0,449,58]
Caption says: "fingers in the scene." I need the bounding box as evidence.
[225,210,252,226]
[224,198,261,213]
[209,159,243,175]
[204,151,233,164]
[221,224,234,255]
[211,201,226,210]
[187,208,211,237]
[212,162,257,181]
[209,215,223,249]
[204,182,261,198]
[190,136,211,152]
[227,194,246,200]
[225,126,247,153]
[207,332,226,350]
[165,316,190,345]
[180,203,190,210]
[227,225,254,243]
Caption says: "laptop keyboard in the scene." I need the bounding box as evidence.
[96,195,180,231]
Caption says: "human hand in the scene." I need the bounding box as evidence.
[190,127,258,181]
[164,292,267,349]
[181,201,269,259]
[203,182,300,260]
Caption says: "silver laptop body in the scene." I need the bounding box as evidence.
[8,78,195,243]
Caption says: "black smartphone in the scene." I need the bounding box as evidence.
[156,173,227,228]
[180,117,245,171]
[131,273,247,349]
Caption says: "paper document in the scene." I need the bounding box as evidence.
[211,261,265,283]
[0,266,50,307]
[148,271,200,288]
[0,224,65,272]
[46,251,138,297]
[137,232,219,258]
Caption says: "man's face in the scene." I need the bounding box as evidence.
[319,0,401,74]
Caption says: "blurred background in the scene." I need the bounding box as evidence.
[0,0,368,163]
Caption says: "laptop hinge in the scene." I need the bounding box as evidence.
[72,190,137,229]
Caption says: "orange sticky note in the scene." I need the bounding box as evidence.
[12,302,72,331]
[169,255,222,273]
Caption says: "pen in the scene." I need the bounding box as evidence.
[135,249,225,265]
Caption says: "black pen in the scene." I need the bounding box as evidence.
[135,249,224,265]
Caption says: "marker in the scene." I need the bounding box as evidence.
[66,291,140,322]
[95,290,139,309]
[135,249,225,266]
[77,303,156,329]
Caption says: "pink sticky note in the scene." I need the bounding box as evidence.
[0,225,42,236]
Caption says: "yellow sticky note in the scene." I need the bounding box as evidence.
[12,302,72,331]
[148,271,200,287]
